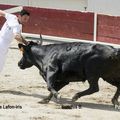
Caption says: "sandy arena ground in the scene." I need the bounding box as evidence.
[0,40,120,120]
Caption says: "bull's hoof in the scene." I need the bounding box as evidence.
[38,99,50,104]
[112,98,120,110]
[57,94,61,99]
[72,94,79,102]
[114,105,120,110]
[53,92,59,99]
[55,94,62,103]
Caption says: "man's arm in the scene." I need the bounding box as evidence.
[15,34,28,45]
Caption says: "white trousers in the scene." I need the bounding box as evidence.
[0,36,9,72]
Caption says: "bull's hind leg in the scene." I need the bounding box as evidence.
[72,78,99,102]
[112,87,120,109]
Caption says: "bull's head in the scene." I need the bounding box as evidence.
[18,43,34,69]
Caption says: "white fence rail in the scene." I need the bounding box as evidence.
[22,33,120,48]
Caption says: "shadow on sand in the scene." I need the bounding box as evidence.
[0,90,119,112]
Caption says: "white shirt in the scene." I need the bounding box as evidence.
[0,13,22,48]
[0,13,22,72]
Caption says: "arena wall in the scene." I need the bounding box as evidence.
[0,4,94,41]
[0,3,120,44]
[97,14,120,44]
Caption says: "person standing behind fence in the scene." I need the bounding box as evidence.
[0,9,30,72]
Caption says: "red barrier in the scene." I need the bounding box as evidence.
[23,7,94,40]
[97,14,120,44]
[0,5,94,40]
[1,4,120,44]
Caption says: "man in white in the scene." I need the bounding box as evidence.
[0,9,30,72]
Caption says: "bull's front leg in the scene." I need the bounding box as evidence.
[46,65,59,100]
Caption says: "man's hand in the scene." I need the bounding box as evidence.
[0,10,5,17]
[15,34,28,45]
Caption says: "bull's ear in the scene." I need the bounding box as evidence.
[18,44,25,52]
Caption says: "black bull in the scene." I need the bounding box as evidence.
[18,41,120,108]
